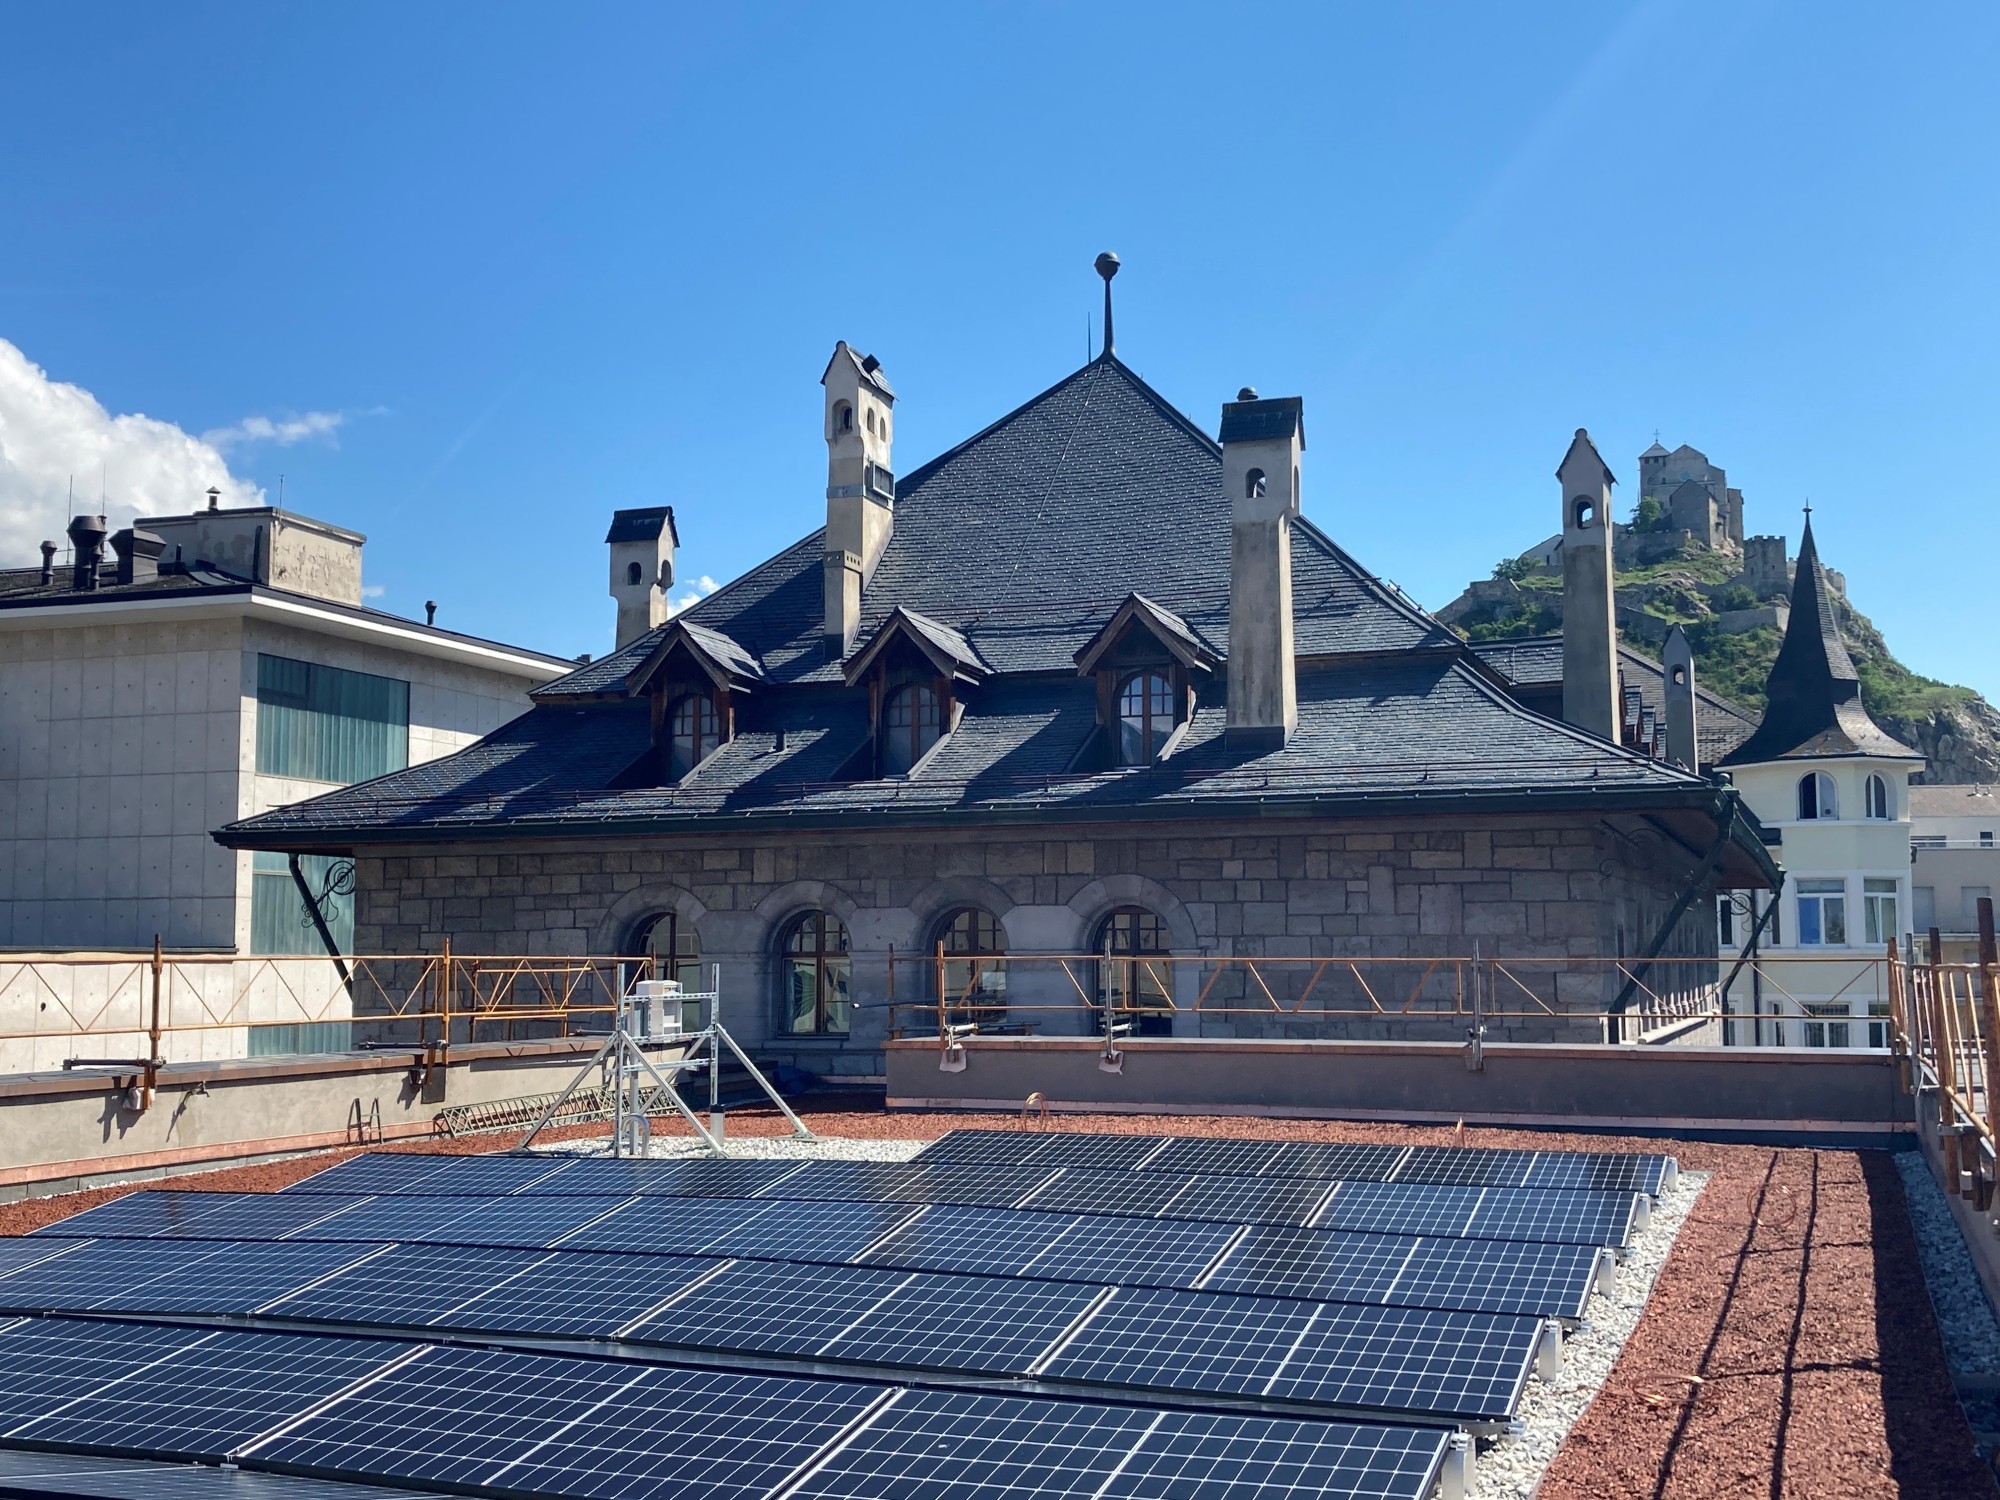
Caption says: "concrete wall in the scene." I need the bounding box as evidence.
[887,1035,1905,1135]
[0,1038,600,1198]
[0,609,538,956]
[352,813,1725,1078]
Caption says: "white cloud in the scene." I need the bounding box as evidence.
[201,410,346,450]
[668,574,721,614]
[360,584,386,599]
[0,338,262,564]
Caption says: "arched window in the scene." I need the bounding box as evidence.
[625,560,644,586]
[1117,672,1174,766]
[866,408,876,434]
[1797,771,1838,821]
[1865,774,1890,820]
[1573,497,1595,528]
[636,911,703,1031]
[883,683,942,774]
[835,402,854,433]
[935,907,1006,1024]
[782,911,850,1036]
[669,693,721,778]
[1098,906,1173,1037]
[1245,467,1266,500]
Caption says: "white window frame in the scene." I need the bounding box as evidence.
[1795,878,1848,947]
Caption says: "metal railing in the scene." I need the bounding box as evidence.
[884,947,1897,1053]
[0,939,655,1103]
[1895,905,1999,1210]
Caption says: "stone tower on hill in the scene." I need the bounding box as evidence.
[1637,441,1742,552]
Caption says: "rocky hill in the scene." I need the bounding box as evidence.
[1439,536,2000,784]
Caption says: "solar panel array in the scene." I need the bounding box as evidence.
[0,1128,1677,1500]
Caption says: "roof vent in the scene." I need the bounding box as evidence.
[66,514,107,591]
[38,540,56,586]
[109,528,166,585]
[1237,386,1258,402]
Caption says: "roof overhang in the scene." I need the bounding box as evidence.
[0,587,573,682]
[842,607,989,687]
[1074,594,1220,676]
[621,619,765,699]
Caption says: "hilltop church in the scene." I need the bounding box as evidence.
[221,262,1779,1078]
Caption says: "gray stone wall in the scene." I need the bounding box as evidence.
[351,812,1723,1078]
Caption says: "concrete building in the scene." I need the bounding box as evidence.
[0,499,574,957]
[222,281,1778,1080]
[1910,783,2000,965]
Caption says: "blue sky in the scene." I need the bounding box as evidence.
[2,3,1994,695]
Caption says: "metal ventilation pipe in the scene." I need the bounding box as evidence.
[38,540,56,586]
[66,514,107,591]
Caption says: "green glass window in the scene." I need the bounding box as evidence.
[256,654,409,784]
[250,851,355,956]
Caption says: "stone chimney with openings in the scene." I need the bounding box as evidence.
[1220,388,1302,751]
[605,507,677,650]
[1663,625,1699,771]
[1557,428,1619,742]
[822,341,896,655]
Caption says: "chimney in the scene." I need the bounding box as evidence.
[206,486,220,512]
[37,540,56,586]
[66,514,107,591]
[605,507,677,650]
[1663,625,1700,771]
[1221,388,1303,751]
[108,528,166,585]
[1557,429,1618,741]
[822,341,895,655]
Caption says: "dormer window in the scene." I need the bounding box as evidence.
[1072,594,1218,773]
[883,683,943,774]
[668,693,722,777]
[1118,671,1174,766]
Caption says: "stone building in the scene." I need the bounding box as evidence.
[0,498,572,956]
[222,300,1776,1078]
[1637,441,1742,551]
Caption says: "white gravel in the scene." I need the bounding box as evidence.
[1466,1172,1709,1500]
[1894,1147,2000,1378]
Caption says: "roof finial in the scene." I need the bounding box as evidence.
[1094,251,1120,358]
[1803,499,1812,519]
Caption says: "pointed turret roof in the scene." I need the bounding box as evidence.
[1721,516,1919,764]
[1556,428,1615,487]
[1640,441,1670,459]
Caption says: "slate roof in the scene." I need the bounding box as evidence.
[226,657,1742,846]
[1720,517,1919,764]
[1469,637,1760,767]
[220,351,1769,872]
[535,356,1455,695]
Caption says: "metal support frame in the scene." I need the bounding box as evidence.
[1607,798,1740,1037]
[519,965,815,1156]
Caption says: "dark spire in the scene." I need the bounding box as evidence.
[1720,511,1916,764]
[1094,251,1120,357]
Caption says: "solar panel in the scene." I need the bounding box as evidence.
[417,1192,635,1248]
[1022,1214,1239,1290]
[553,1194,779,1254]
[260,1242,549,1327]
[279,1153,460,1195]
[0,1447,446,1500]
[153,1194,358,1240]
[1040,1286,1321,1396]
[248,1344,882,1500]
[29,1191,250,1239]
[1142,1136,1286,1178]
[1261,1304,1538,1421]
[819,1272,1103,1374]
[0,1237,82,1278]
[1157,1174,1334,1228]
[627,1259,915,1357]
[0,1316,201,1431]
[437,1249,720,1338]
[7,1327,414,1460]
[1200,1225,1597,1317]
[91,1240,387,1317]
[1522,1152,1674,1196]
[757,1160,1059,1210]
[911,1128,1052,1167]
[1317,1182,1487,1238]
[1021,1134,1170,1170]
[1105,1409,1445,1500]
[1389,1146,1535,1188]
[700,1199,923,1262]
[280,1193,487,1245]
[1016,1170,1195,1219]
[1254,1142,1409,1183]
[855,1204,1082,1280]
[783,1388,1160,1500]
[1465,1187,1638,1249]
